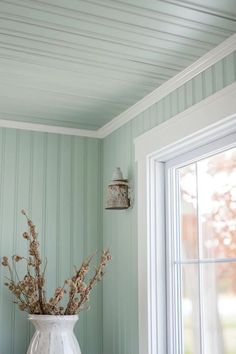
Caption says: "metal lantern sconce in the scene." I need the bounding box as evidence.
[105,167,131,210]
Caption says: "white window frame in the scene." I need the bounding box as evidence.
[166,131,236,354]
[134,82,236,354]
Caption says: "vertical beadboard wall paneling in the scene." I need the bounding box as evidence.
[73,136,86,352]
[42,133,48,263]
[192,72,203,102]
[97,138,103,354]
[0,129,6,349]
[12,130,20,354]
[130,119,139,354]
[204,66,213,97]
[223,52,236,85]
[86,138,103,354]
[83,138,88,354]
[102,133,114,354]
[13,130,32,354]
[99,136,104,354]
[102,52,236,354]
[103,122,139,354]
[29,131,46,342]
[44,133,58,300]
[1,129,17,354]
[126,120,138,354]
[70,137,75,272]
[56,135,61,288]
[215,60,224,91]
[59,135,72,284]
[0,130,102,354]
[169,89,177,117]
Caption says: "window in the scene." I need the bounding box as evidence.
[166,135,236,354]
[135,85,236,354]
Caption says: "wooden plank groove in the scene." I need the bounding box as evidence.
[0,30,188,73]
[3,0,234,37]
[161,0,236,21]
[0,27,192,69]
[0,12,216,55]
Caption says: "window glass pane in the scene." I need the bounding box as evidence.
[198,147,236,259]
[201,262,236,354]
[179,163,198,259]
[172,142,236,354]
[182,264,201,354]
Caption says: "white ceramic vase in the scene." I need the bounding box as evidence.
[27,314,81,354]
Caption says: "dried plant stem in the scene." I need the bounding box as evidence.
[76,274,98,310]
[35,264,44,314]
[64,255,94,315]
[77,251,111,311]
[2,210,111,315]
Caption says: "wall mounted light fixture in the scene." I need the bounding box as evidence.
[105,167,131,210]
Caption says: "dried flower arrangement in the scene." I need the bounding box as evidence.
[1,210,111,315]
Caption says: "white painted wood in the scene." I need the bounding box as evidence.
[137,157,149,354]
[148,160,166,354]
[99,34,236,138]
[0,118,98,138]
[135,81,236,161]
[135,80,236,354]
[137,157,167,354]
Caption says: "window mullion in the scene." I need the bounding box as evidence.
[176,168,184,354]
[170,167,184,354]
[166,165,179,354]
[167,165,176,354]
[196,162,204,354]
[174,257,236,265]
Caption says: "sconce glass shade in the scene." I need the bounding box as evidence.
[105,168,130,210]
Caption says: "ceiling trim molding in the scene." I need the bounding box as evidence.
[0,118,98,138]
[97,33,236,138]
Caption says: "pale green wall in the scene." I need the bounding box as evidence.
[0,129,102,354]
[102,51,236,354]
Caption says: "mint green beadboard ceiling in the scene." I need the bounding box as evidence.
[0,0,235,130]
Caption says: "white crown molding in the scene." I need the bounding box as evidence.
[98,33,236,138]
[0,118,98,138]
